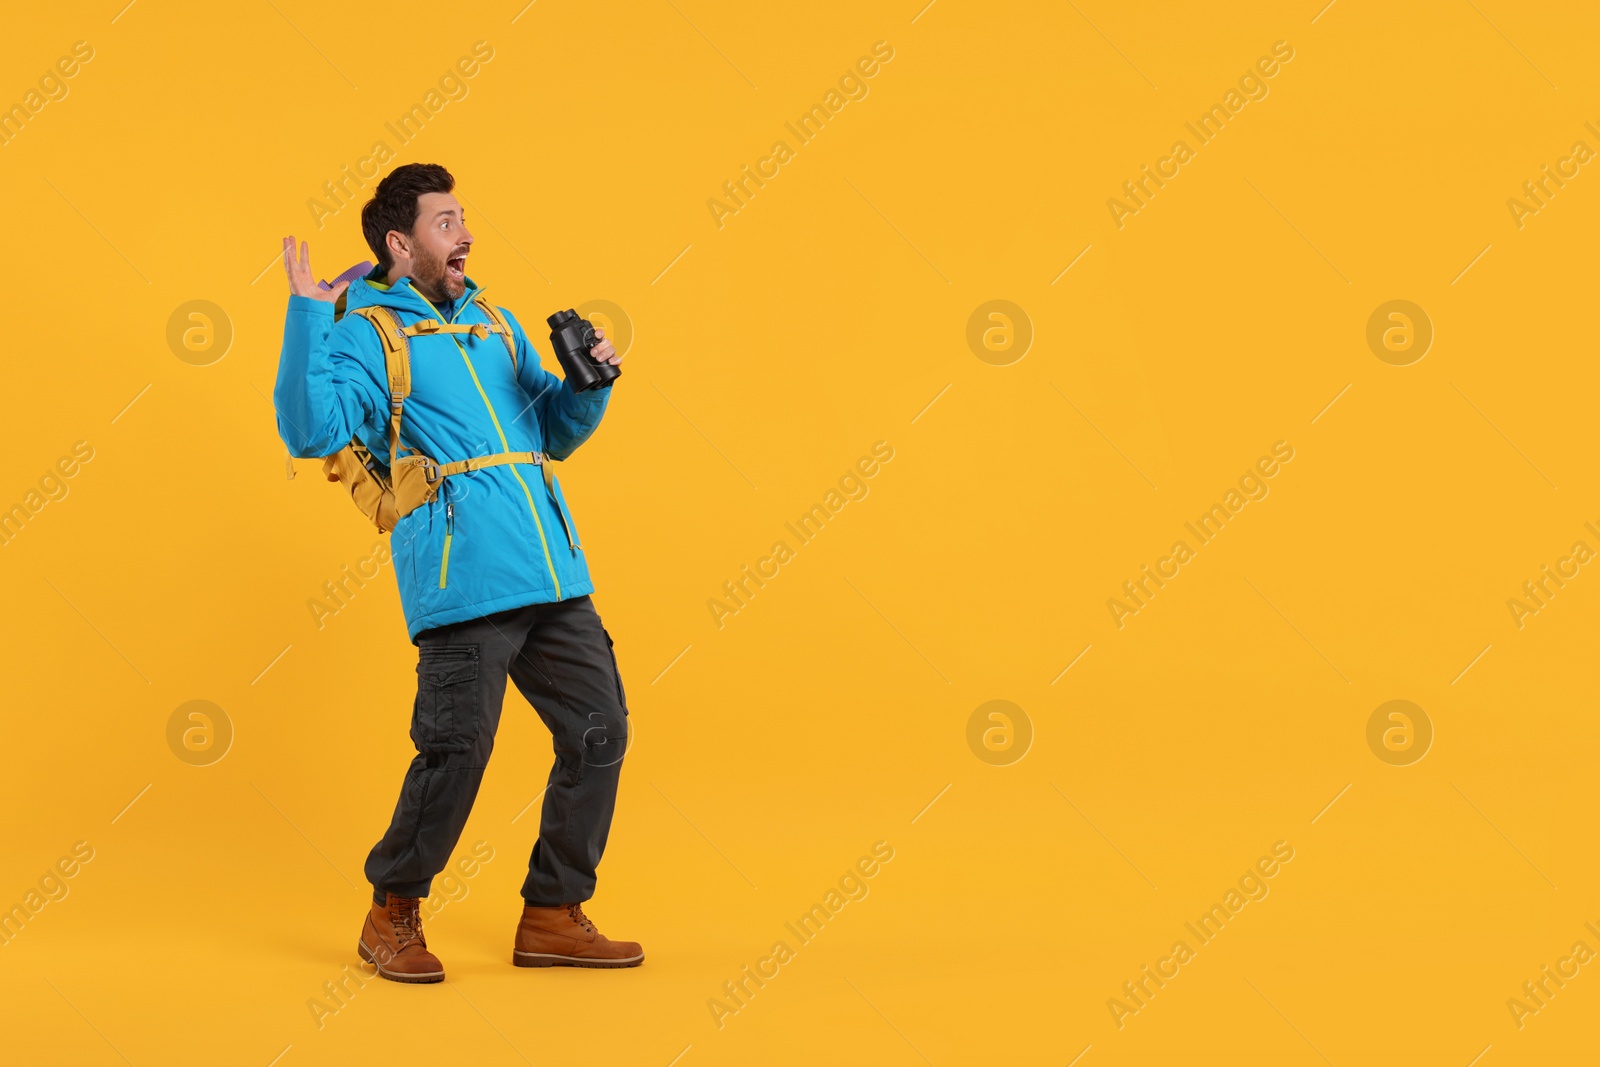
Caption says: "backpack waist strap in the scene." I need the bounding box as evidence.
[417,450,577,551]
[429,451,548,480]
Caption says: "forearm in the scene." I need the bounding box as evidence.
[274,296,361,458]
[541,380,611,460]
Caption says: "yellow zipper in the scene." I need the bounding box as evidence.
[417,288,562,598]
[439,502,454,588]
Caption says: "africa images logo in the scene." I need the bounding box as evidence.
[1106,41,1296,229]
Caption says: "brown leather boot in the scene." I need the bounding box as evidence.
[513,903,644,968]
[358,893,445,983]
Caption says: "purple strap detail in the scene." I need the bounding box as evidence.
[319,260,374,290]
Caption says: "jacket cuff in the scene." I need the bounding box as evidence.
[288,294,336,316]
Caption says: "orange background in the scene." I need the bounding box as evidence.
[3,1,1599,1064]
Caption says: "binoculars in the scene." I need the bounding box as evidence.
[547,309,621,392]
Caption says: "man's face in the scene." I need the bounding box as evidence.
[399,191,473,303]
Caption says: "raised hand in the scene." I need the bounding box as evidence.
[281,236,347,302]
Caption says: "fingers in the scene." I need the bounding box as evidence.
[592,327,623,363]
[282,236,307,291]
[281,236,327,299]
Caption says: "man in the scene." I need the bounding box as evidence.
[274,162,641,983]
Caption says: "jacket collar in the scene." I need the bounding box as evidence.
[346,266,483,322]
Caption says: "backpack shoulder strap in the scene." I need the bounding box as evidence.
[348,306,411,465]
[473,297,519,373]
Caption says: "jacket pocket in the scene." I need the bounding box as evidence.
[412,645,479,755]
[438,502,455,588]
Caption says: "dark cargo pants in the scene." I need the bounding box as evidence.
[363,594,630,907]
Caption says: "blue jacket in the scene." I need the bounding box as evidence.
[274,269,610,642]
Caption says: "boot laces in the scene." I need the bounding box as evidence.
[391,896,426,949]
[567,903,597,935]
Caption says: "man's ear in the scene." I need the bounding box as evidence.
[385,229,411,267]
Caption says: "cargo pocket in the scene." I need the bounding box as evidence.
[412,645,480,756]
[602,627,628,713]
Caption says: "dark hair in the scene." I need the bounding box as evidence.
[361,163,455,273]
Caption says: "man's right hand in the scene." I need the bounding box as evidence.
[282,236,347,302]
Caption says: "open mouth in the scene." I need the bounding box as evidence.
[446,254,467,280]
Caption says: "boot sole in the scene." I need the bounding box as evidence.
[513,949,644,969]
[358,939,446,983]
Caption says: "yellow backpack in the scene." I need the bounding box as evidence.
[317,296,544,533]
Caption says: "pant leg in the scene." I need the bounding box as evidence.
[507,594,630,906]
[364,606,533,902]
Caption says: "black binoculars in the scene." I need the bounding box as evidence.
[547,309,621,392]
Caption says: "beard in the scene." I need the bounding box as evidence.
[412,243,466,304]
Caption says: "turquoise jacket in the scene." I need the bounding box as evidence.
[274,269,610,642]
